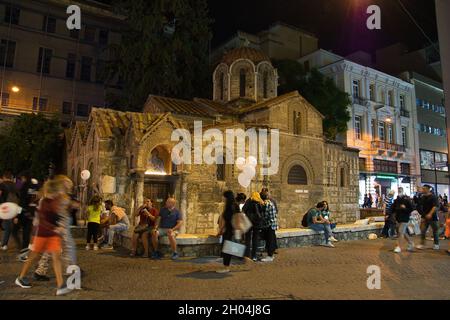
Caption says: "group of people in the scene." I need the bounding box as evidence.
[215,188,279,273]
[381,185,450,255]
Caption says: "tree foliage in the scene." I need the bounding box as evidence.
[275,60,351,139]
[107,0,213,111]
[0,114,63,180]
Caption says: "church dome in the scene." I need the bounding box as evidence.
[221,47,271,65]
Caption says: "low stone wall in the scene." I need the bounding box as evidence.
[70,223,383,257]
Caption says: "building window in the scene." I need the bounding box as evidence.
[219,72,224,100]
[99,29,109,45]
[399,95,405,109]
[263,71,268,99]
[354,115,362,140]
[70,29,80,39]
[42,16,56,33]
[369,84,375,101]
[380,90,386,104]
[293,111,301,135]
[84,26,96,42]
[239,69,246,97]
[352,80,360,98]
[371,119,376,139]
[62,102,72,115]
[435,152,448,172]
[96,59,106,83]
[388,90,394,106]
[80,57,92,81]
[1,92,9,106]
[76,104,89,117]
[33,97,48,111]
[4,5,20,25]
[0,39,16,68]
[401,126,407,147]
[66,53,76,79]
[216,156,225,181]
[359,158,367,172]
[400,163,410,175]
[378,122,385,141]
[287,165,308,185]
[37,47,52,74]
[304,60,310,72]
[387,124,394,143]
[374,159,397,174]
[339,167,347,188]
[419,150,448,172]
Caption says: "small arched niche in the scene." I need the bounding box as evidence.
[145,145,172,176]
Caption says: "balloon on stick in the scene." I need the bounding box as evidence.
[81,170,91,181]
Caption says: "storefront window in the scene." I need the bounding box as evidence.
[374,159,397,174]
[420,150,448,172]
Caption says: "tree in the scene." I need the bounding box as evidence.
[107,0,213,111]
[0,114,63,180]
[274,60,351,139]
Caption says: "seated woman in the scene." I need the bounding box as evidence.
[130,198,159,258]
[320,201,337,231]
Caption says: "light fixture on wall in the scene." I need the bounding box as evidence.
[11,86,20,93]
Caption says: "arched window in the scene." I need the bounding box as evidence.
[239,68,246,97]
[216,155,225,181]
[293,111,301,135]
[263,71,268,98]
[219,72,225,100]
[288,165,307,185]
[338,165,348,187]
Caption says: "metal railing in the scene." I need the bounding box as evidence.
[400,109,410,118]
[371,140,406,152]
[352,96,367,106]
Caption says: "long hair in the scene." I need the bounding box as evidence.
[89,195,102,211]
[223,190,236,217]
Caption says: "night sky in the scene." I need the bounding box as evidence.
[97,0,438,56]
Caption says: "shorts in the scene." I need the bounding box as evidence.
[32,236,62,253]
[157,228,178,237]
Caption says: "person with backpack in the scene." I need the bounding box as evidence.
[1,171,21,251]
[392,187,415,253]
[303,202,337,248]
[242,192,264,261]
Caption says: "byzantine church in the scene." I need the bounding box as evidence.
[66,47,359,234]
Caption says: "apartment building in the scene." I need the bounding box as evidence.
[0,0,123,127]
[298,49,420,204]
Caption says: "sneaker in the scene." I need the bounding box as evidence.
[1,245,7,251]
[407,243,415,252]
[325,242,335,248]
[261,256,275,262]
[18,255,28,263]
[93,245,99,251]
[102,245,114,250]
[329,236,339,242]
[56,285,73,296]
[151,251,161,260]
[394,246,401,253]
[33,273,50,282]
[216,268,230,274]
[15,277,32,289]
[433,244,440,250]
[171,252,179,260]
[85,245,91,251]
[416,244,426,250]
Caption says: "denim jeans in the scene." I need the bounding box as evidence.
[309,223,333,243]
[420,219,439,245]
[1,219,20,247]
[108,223,129,245]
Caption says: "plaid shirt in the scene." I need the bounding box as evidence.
[262,200,278,230]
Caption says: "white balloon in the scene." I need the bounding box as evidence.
[81,170,91,181]
[235,157,246,171]
[242,165,256,179]
[238,174,251,188]
[247,156,257,167]
[0,202,22,220]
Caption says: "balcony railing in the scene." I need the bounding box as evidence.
[352,96,367,106]
[371,140,406,153]
[400,109,410,118]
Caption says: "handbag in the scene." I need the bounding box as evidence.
[222,240,246,258]
[232,212,252,234]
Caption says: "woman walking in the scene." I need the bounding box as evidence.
[216,190,240,273]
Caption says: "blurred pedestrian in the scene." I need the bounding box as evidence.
[242,192,264,261]
[392,187,415,253]
[1,171,21,251]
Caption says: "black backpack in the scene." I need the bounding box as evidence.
[301,210,310,227]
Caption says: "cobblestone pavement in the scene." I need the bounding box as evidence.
[0,238,449,300]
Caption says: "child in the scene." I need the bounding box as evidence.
[86,195,102,250]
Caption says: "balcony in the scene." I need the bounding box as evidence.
[400,109,410,118]
[371,140,406,153]
[352,96,368,106]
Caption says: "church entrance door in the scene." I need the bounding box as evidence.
[144,182,171,211]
